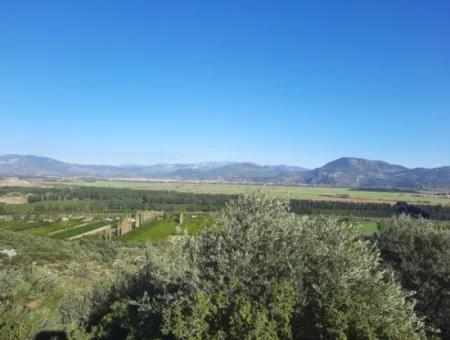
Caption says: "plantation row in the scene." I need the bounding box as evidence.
[0,219,110,240]
[51,221,110,239]
[0,186,235,214]
[2,186,450,220]
[7,185,448,245]
[290,199,450,220]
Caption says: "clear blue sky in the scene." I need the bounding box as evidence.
[1,1,449,168]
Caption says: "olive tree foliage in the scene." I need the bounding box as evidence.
[377,215,450,339]
[94,194,422,339]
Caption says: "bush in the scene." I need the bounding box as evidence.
[0,230,124,339]
[94,194,422,339]
[377,215,450,338]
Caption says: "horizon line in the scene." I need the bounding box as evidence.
[1,153,449,170]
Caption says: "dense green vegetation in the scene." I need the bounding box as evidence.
[0,230,128,339]
[2,186,450,221]
[377,216,450,338]
[290,199,450,220]
[0,229,118,268]
[91,195,421,339]
[0,199,106,215]
[0,186,235,214]
[1,193,450,338]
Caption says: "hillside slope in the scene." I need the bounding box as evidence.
[1,154,449,188]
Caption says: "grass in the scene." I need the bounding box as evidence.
[52,179,450,205]
[0,220,50,232]
[120,220,178,242]
[0,226,146,340]
[25,219,84,236]
[358,222,378,235]
[0,229,118,268]
[120,216,211,243]
[51,221,109,239]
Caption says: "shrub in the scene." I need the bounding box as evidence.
[377,215,450,338]
[95,194,422,339]
[0,230,123,339]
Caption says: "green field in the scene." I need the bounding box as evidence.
[51,179,450,205]
[51,221,109,239]
[0,199,106,214]
[0,220,50,232]
[120,217,211,243]
[120,216,377,243]
[358,222,379,235]
[25,219,84,236]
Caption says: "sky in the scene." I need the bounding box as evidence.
[1,1,449,168]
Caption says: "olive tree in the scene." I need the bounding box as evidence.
[377,215,450,339]
[95,194,422,339]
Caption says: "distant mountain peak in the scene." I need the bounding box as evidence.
[321,157,406,173]
[0,154,449,188]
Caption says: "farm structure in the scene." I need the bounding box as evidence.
[136,210,164,227]
[117,217,135,236]
[117,210,164,236]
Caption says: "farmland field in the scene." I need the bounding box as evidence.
[358,222,378,235]
[51,221,109,239]
[0,220,50,232]
[0,199,106,214]
[120,216,211,243]
[25,219,84,236]
[120,216,377,243]
[50,179,450,205]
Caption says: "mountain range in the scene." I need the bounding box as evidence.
[1,154,450,188]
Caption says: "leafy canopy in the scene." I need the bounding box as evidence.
[96,194,422,339]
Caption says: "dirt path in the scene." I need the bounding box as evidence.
[69,225,112,239]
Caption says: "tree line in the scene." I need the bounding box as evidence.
[1,186,450,220]
[290,199,450,220]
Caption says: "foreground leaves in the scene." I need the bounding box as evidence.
[96,194,422,339]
